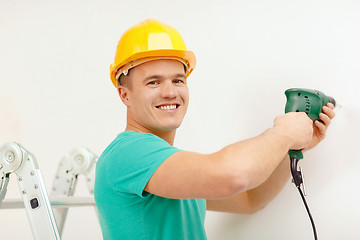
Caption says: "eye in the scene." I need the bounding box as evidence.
[173,79,186,84]
[147,80,159,85]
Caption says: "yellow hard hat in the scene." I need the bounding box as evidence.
[109,19,196,87]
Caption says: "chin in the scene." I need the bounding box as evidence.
[159,122,182,131]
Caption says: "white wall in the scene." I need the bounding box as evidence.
[1,0,359,239]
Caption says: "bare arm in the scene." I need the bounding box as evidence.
[206,154,290,214]
[206,104,335,213]
[144,112,314,199]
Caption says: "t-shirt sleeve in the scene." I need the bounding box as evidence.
[106,133,181,198]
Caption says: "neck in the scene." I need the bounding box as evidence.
[125,123,177,146]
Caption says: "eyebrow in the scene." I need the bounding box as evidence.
[143,73,186,82]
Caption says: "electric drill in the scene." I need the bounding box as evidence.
[285,88,336,184]
[284,88,336,240]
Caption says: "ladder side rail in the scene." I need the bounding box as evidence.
[50,154,78,235]
[0,142,61,240]
[0,173,10,207]
[50,147,97,235]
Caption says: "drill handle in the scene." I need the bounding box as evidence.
[288,149,303,160]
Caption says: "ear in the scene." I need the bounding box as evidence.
[118,86,131,107]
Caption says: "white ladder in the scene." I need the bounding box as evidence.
[0,142,98,239]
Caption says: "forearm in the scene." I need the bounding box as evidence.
[245,154,291,212]
[213,127,292,192]
[206,154,291,214]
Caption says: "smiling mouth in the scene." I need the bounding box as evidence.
[156,104,179,110]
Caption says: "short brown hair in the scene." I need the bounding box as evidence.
[116,69,132,88]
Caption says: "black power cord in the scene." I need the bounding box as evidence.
[290,157,318,240]
[296,185,318,240]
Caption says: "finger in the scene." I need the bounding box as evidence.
[319,112,331,127]
[314,120,327,135]
[326,102,335,110]
[323,105,336,119]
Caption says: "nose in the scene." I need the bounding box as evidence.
[160,80,176,99]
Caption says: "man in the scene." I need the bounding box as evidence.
[94,19,335,240]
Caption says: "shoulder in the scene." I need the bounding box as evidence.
[115,131,172,149]
[103,131,179,160]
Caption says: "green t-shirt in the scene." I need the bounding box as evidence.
[94,131,207,240]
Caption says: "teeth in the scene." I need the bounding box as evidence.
[159,105,177,110]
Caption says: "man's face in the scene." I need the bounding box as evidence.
[120,59,189,133]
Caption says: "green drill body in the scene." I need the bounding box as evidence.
[285,88,335,160]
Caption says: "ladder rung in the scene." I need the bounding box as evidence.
[1,197,95,209]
